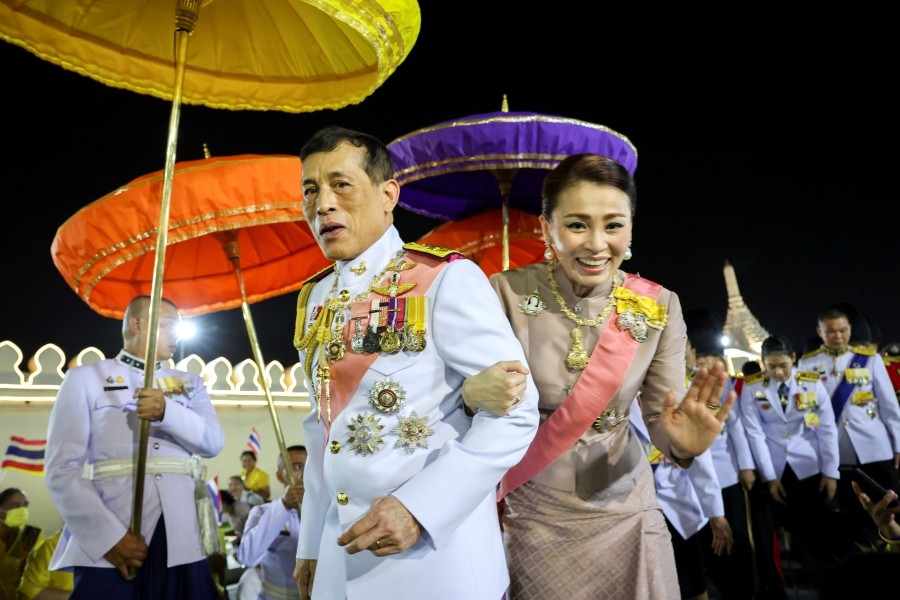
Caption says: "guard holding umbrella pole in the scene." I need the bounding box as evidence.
[44,296,225,600]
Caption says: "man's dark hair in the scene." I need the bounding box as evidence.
[300,125,394,184]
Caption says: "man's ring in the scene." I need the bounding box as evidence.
[706,401,721,410]
[374,539,382,549]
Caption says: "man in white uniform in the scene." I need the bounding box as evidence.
[798,304,900,548]
[291,125,539,600]
[238,445,306,600]
[45,295,225,599]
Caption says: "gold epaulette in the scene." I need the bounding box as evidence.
[745,371,766,385]
[796,370,820,382]
[800,347,824,360]
[403,242,464,261]
[293,264,335,351]
[302,263,336,286]
[850,345,876,356]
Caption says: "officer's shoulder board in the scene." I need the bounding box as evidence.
[744,371,766,385]
[796,370,820,382]
[850,345,877,356]
[403,242,465,261]
[800,347,823,360]
[301,263,336,286]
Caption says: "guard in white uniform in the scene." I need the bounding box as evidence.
[45,296,224,600]
[797,305,900,547]
[292,126,539,600]
[742,334,842,573]
[629,397,727,600]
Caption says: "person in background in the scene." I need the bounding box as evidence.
[0,489,43,600]
[797,303,900,549]
[17,527,73,600]
[229,476,265,509]
[814,481,900,599]
[851,479,900,549]
[741,334,842,576]
[732,360,762,399]
[291,125,539,600]
[45,295,225,600]
[219,490,245,539]
[467,152,735,599]
[881,341,900,403]
[238,445,306,600]
[682,310,761,599]
[239,451,271,503]
[630,396,728,600]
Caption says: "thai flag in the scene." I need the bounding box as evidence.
[1,436,45,475]
[247,427,262,456]
[207,476,222,522]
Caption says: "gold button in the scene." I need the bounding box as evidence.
[337,492,349,505]
[330,441,341,454]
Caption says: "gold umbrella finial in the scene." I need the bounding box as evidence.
[203,143,211,159]
[501,94,509,112]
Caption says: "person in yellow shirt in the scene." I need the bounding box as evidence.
[239,451,270,502]
[0,489,43,600]
[17,528,73,600]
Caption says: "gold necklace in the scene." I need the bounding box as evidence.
[546,260,620,370]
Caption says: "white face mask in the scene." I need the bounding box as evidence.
[3,506,29,527]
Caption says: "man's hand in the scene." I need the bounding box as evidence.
[103,530,148,580]
[739,468,757,492]
[282,481,305,511]
[819,476,838,504]
[767,479,788,505]
[708,516,734,556]
[293,558,317,600]
[461,360,529,416]
[337,496,422,556]
[134,387,166,422]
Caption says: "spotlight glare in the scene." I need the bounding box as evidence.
[177,320,197,340]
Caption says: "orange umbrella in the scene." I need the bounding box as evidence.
[50,152,328,544]
[51,154,328,319]
[416,208,544,278]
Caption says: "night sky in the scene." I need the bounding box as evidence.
[3,6,899,369]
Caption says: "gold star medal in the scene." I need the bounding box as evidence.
[392,410,434,454]
[346,412,385,455]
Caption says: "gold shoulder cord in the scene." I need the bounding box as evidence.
[294,281,318,381]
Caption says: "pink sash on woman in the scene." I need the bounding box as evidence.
[498,273,662,499]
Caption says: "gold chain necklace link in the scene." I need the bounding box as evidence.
[546,260,620,370]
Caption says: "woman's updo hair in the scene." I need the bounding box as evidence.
[541,153,637,220]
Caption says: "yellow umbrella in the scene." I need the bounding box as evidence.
[0,0,421,112]
[2,0,420,550]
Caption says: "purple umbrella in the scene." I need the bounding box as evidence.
[388,107,638,221]
[387,103,638,269]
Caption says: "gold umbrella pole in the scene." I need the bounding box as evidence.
[218,233,295,487]
[131,0,200,554]
[492,169,518,271]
